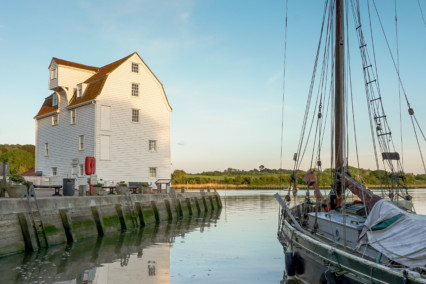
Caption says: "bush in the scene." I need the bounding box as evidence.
[9,173,25,184]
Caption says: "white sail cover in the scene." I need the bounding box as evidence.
[359,199,426,268]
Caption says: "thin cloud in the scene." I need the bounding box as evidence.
[180,12,190,22]
[267,72,282,84]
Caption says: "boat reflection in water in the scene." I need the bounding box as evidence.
[0,210,221,284]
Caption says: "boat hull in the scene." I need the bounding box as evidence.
[278,205,425,284]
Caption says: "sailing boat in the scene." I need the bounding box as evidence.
[276,1,426,283]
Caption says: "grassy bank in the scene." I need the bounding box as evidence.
[173,183,426,190]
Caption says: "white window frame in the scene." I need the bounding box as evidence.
[132,109,139,123]
[79,164,84,176]
[79,135,85,151]
[44,143,49,156]
[52,94,58,107]
[52,114,58,126]
[51,167,57,176]
[131,83,139,96]
[149,140,157,151]
[50,68,57,80]
[70,109,76,125]
[131,63,139,73]
[149,167,157,178]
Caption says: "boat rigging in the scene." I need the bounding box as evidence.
[276,0,426,283]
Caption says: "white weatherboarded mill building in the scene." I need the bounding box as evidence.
[34,52,172,187]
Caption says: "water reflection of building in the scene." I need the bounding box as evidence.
[0,211,220,284]
[90,243,170,283]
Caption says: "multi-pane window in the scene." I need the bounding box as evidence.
[132,83,139,96]
[44,143,49,156]
[149,140,157,151]
[79,135,85,151]
[52,114,58,126]
[70,109,76,124]
[132,109,139,122]
[50,68,57,80]
[132,63,139,73]
[51,167,57,176]
[149,167,157,178]
[79,164,84,176]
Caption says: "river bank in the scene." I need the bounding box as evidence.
[174,183,426,190]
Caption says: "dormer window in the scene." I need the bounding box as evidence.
[52,94,58,107]
[132,63,139,73]
[77,86,82,98]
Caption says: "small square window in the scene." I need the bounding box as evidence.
[149,167,157,178]
[44,143,49,156]
[132,109,139,122]
[79,135,85,151]
[132,83,139,96]
[70,109,76,124]
[132,63,139,73]
[52,114,58,126]
[51,167,57,176]
[149,140,157,151]
[79,164,84,176]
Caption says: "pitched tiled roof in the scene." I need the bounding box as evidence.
[67,53,135,108]
[36,52,172,117]
[84,53,134,83]
[68,76,107,107]
[51,58,99,72]
[35,95,58,118]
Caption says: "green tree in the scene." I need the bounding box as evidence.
[0,148,34,174]
[172,169,187,184]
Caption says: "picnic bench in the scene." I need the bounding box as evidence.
[34,185,63,196]
[102,186,116,195]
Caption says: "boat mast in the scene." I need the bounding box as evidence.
[335,0,345,172]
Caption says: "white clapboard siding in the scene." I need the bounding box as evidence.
[49,64,96,97]
[37,53,171,187]
[36,102,95,185]
[94,54,171,184]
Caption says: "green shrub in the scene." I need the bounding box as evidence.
[9,173,25,183]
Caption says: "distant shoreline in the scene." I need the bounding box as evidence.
[173,184,426,190]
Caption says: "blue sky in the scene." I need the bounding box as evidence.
[0,1,425,174]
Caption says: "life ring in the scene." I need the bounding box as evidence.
[85,157,96,175]
[91,157,96,174]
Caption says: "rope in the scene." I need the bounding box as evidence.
[395,0,405,169]
[418,0,426,31]
[292,0,330,175]
[410,115,426,173]
[371,0,426,175]
[279,0,289,170]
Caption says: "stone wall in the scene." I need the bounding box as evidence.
[0,192,222,257]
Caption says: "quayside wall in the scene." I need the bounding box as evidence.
[0,192,222,257]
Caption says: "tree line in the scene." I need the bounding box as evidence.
[2,144,425,187]
[0,144,35,174]
[172,167,426,187]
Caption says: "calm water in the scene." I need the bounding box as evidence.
[0,189,425,284]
